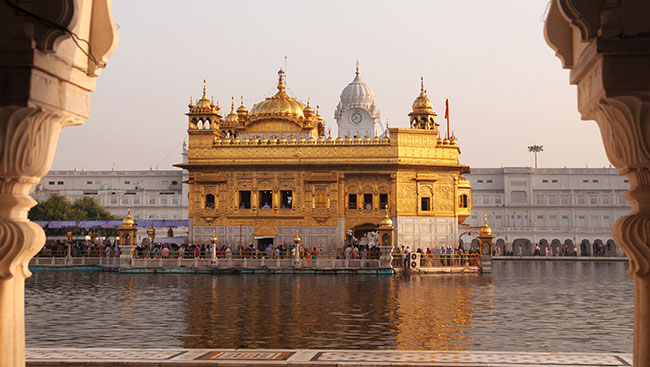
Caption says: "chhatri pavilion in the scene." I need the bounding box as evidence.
[177,67,472,252]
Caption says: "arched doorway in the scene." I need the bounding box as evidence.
[581,239,591,256]
[564,239,575,256]
[495,238,506,255]
[512,238,532,256]
[593,239,605,257]
[550,239,561,256]
[350,223,379,247]
[539,239,549,256]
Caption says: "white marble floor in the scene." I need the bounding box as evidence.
[26,348,633,366]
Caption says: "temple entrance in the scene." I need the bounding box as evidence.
[256,237,274,250]
[349,223,379,246]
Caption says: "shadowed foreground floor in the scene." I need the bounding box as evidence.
[26,348,633,366]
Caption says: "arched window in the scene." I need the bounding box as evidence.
[460,194,468,208]
[205,194,215,209]
[204,119,210,129]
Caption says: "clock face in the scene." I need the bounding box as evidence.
[350,112,362,124]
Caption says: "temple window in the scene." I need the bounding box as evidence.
[348,194,357,209]
[281,190,293,209]
[205,194,215,209]
[460,194,468,208]
[421,197,431,211]
[259,190,273,209]
[239,191,251,209]
[364,194,373,210]
[379,193,388,209]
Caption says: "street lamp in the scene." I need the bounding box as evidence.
[527,145,544,168]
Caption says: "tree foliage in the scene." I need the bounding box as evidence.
[29,195,119,237]
[29,195,117,221]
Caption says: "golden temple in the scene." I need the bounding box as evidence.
[177,68,472,251]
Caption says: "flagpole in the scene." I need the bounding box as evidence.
[445,99,450,139]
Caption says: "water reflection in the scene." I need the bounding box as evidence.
[25,261,633,352]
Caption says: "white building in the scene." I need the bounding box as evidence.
[31,169,188,220]
[465,167,629,256]
[334,64,384,138]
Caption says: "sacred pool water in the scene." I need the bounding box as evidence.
[25,261,632,352]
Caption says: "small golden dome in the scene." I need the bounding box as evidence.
[307,135,316,144]
[122,208,135,227]
[288,135,297,144]
[224,97,239,125]
[380,207,393,228]
[317,135,325,144]
[363,134,371,144]
[243,137,250,144]
[236,96,248,115]
[480,214,493,237]
[298,135,306,144]
[372,135,380,144]
[335,136,343,144]
[412,77,434,113]
[344,135,353,144]
[303,98,315,118]
[326,135,334,144]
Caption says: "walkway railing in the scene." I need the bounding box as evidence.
[391,253,481,268]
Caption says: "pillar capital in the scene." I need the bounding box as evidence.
[545,1,650,365]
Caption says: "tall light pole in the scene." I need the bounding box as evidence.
[527,145,544,169]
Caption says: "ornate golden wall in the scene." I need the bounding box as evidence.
[181,128,472,247]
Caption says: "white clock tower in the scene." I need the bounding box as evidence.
[334,64,383,138]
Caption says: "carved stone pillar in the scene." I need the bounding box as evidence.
[0,1,118,366]
[0,107,67,366]
[545,1,650,365]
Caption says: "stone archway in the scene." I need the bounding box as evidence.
[495,238,506,255]
[593,239,605,257]
[580,239,591,257]
[512,238,531,256]
[550,239,561,257]
[539,239,549,256]
[564,239,575,256]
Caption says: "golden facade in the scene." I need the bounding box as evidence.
[178,70,472,251]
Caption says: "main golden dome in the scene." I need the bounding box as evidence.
[249,69,306,122]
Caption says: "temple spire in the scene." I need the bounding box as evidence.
[277,68,286,92]
[202,79,207,98]
[420,76,424,93]
[355,61,359,76]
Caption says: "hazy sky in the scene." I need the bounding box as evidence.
[50,0,611,171]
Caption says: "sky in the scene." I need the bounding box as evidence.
[50,0,611,171]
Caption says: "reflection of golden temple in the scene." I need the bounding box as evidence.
[178,68,472,251]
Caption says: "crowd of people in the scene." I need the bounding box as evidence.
[37,240,121,257]
[393,245,481,267]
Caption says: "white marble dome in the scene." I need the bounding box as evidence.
[339,73,375,108]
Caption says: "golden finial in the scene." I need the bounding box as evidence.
[240,96,244,106]
[316,105,320,115]
[231,96,235,110]
[483,214,488,225]
[307,97,310,106]
[202,79,207,98]
[355,61,359,76]
[277,68,286,92]
[420,76,424,93]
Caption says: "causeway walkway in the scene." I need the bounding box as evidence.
[26,348,633,366]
